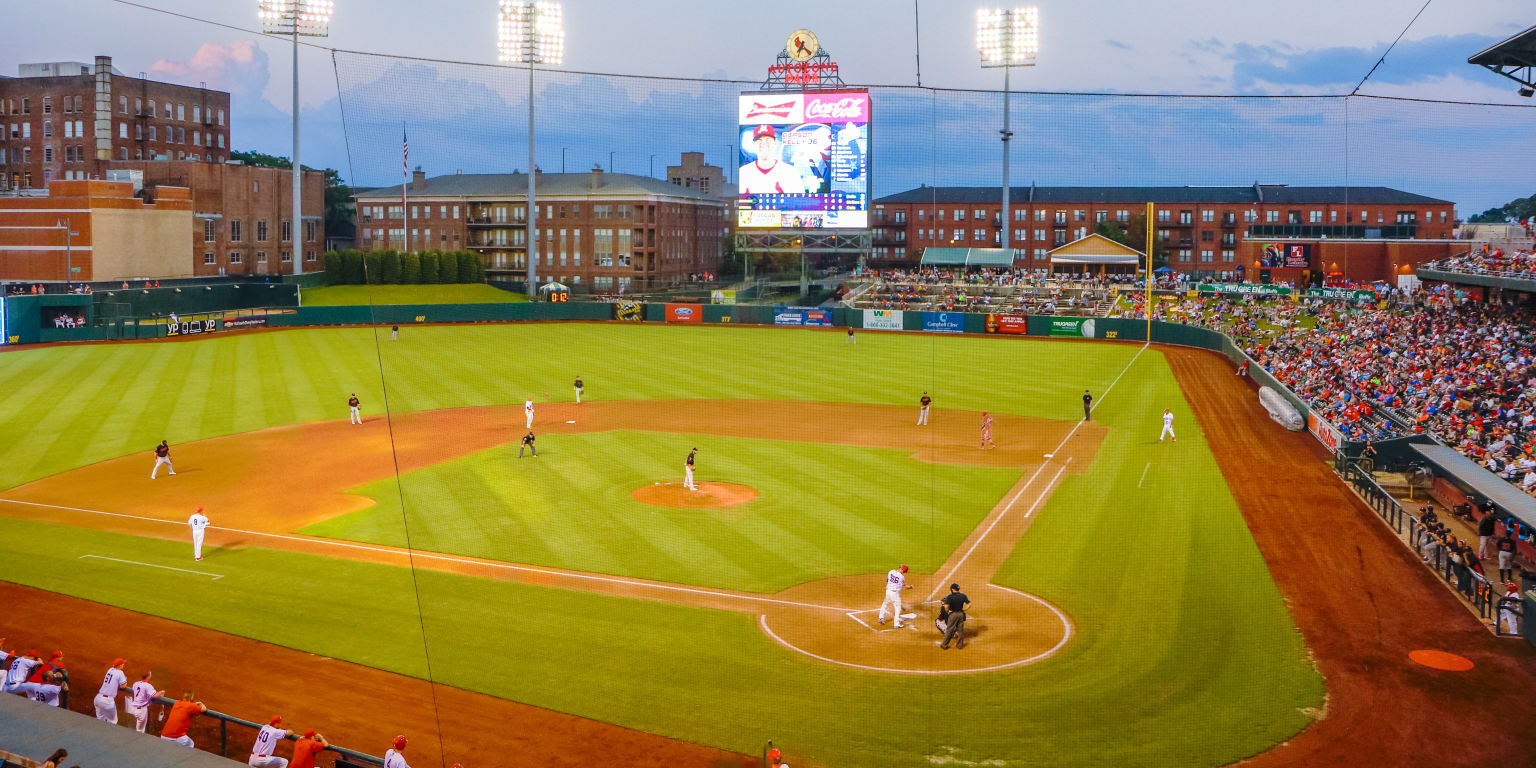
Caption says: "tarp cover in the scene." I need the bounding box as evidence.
[1259,386,1305,431]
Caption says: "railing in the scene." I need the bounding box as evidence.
[1339,460,1494,620]
[148,695,384,766]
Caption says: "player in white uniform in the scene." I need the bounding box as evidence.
[384,735,411,768]
[524,398,535,429]
[23,670,65,707]
[2,650,38,694]
[189,506,210,561]
[126,671,164,733]
[877,564,914,628]
[94,658,128,723]
[739,125,808,195]
[1160,408,1176,442]
[250,716,291,768]
[1498,583,1522,636]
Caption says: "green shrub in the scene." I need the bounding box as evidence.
[418,252,440,284]
[380,251,402,284]
[400,252,421,284]
[456,251,485,283]
[437,251,458,284]
[341,250,365,284]
[323,250,345,284]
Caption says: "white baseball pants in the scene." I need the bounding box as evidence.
[526,409,534,428]
[684,466,696,490]
[93,693,118,723]
[249,756,288,768]
[349,406,361,424]
[878,591,904,627]
[575,388,583,403]
[162,735,195,748]
[192,529,205,560]
[126,701,149,733]
[1500,608,1520,636]
[152,456,175,478]
[1160,424,1176,441]
[917,406,929,426]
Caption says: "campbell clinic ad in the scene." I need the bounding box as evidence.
[737,90,869,229]
[862,309,903,330]
[922,312,964,333]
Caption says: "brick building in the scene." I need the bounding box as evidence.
[872,184,1457,283]
[353,167,728,291]
[666,152,726,198]
[108,161,326,277]
[0,179,193,282]
[0,57,231,191]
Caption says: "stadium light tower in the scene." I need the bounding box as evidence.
[499,0,564,292]
[977,7,1038,254]
[258,0,332,276]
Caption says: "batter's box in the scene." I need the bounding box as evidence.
[845,608,920,632]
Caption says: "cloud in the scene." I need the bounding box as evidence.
[1105,40,1133,51]
[1227,33,1503,90]
[150,41,270,99]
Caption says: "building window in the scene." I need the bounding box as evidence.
[148,99,156,116]
[193,106,200,123]
[1201,231,1213,241]
[1309,210,1323,223]
[43,120,53,138]
[204,219,216,242]
[281,220,292,242]
[162,102,171,118]
[192,130,200,145]
[1178,210,1192,225]
[231,220,243,242]
[1201,210,1214,222]
[281,251,292,263]
[1053,229,1066,246]
[1156,210,1169,223]
[257,220,268,241]
[973,209,985,220]
[118,122,127,139]
[230,252,242,264]
[305,221,316,242]
[217,134,224,148]
[218,109,225,126]
[1013,209,1027,221]
[42,96,52,114]
[120,147,128,160]
[203,252,216,265]
[1200,250,1214,263]
[1179,249,1191,261]
[306,250,317,262]
[1073,209,1085,222]
[119,95,127,114]
[257,251,268,263]
[21,98,29,114]
[1265,210,1278,223]
[43,146,53,162]
[1222,250,1234,262]
[148,125,156,142]
[1095,210,1107,223]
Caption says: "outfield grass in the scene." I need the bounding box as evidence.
[302,432,1023,592]
[299,283,528,305]
[0,325,1324,767]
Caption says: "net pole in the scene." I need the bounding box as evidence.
[1145,201,1153,341]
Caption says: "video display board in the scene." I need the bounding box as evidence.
[737,90,869,229]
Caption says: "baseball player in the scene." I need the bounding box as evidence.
[24,669,66,707]
[877,564,914,628]
[1160,408,1176,442]
[917,392,932,426]
[384,735,411,768]
[519,431,538,458]
[740,124,806,195]
[348,393,362,425]
[391,324,399,341]
[574,376,584,403]
[980,411,995,450]
[160,692,207,748]
[151,439,176,479]
[524,397,535,429]
[250,716,291,768]
[684,448,698,491]
[846,327,856,345]
[1497,583,1523,636]
[25,650,65,684]
[189,506,210,561]
[125,670,163,733]
[768,747,789,768]
[3,649,39,694]
[93,658,127,723]
[290,730,328,768]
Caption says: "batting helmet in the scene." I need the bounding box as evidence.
[768,747,782,762]
[899,564,908,573]
[392,735,408,751]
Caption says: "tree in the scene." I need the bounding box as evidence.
[1467,192,1536,224]
[341,250,366,284]
[400,252,422,284]
[379,251,402,284]
[456,251,484,283]
[364,251,385,284]
[1119,214,1170,270]
[437,251,459,283]
[418,252,440,285]
[323,251,345,284]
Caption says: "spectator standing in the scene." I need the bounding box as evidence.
[289,729,328,768]
[385,735,411,768]
[125,671,163,734]
[160,692,208,748]
[1478,513,1498,558]
[1496,531,1518,584]
[249,716,290,768]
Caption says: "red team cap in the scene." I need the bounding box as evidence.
[899,564,908,573]
[50,651,64,659]
[752,124,776,140]
[196,506,204,513]
[768,748,782,761]
[392,735,408,750]
[1508,582,1519,592]
[270,715,284,725]
[112,657,126,667]
[302,729,317,739]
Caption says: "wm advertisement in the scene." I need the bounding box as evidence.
[862,309,903,330]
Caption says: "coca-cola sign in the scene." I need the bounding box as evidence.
[803,93,869,124]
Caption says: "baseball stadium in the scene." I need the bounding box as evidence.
[2,4,1536,768]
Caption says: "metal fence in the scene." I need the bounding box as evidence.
[147,695,385,766]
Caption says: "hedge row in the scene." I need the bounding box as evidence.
[322,249,487,286]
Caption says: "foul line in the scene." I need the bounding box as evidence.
[1138,461,1151,489]
[927,459,1070,601]
[79,554,223,580]
[0,498,852,614]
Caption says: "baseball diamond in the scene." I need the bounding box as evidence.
[0,320,1532,768]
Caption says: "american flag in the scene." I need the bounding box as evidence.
[402,125,409,179]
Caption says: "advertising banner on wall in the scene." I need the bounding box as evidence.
[1260,242,1312,269]
[984,314,1028,335]
[862,308,903,330]
[166,319,217,336]
[664,303,702,323]
[222,316,269,330]
[1306,410,1344,455]
[922,312,964,333]
[710,289,737,305]
[737,90,870,229]
[1048,318,1095,337]
[1306,287,1377,302]
[613,301,644,322]
[773,306,833,326]
[1195,283,1292,296]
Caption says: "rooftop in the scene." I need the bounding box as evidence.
[875,184,1452,206]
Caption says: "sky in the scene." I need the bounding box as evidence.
[7,0,1535,212]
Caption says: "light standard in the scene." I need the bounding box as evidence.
[976,7,1038,256]
[258,0,332,277]
[609,151,615,173]
[499,0,564,293]
[54,219,79,289]
[561,146,568,173]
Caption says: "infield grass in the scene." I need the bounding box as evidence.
[0,325,1324,767]
[298,283,527,305]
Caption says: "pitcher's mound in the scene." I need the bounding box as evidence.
[632,482,758,508]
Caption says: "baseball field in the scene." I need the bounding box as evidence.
[0,323,1329,766]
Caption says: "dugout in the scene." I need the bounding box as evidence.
[0,293,101,344]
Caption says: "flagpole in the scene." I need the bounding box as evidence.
[402,122,409,254]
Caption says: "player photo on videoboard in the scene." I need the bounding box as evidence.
[737,91,869,229]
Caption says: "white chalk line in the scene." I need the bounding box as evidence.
[79,554,223,580]
[927,458,1070,601]
[1138,461,1151,489]
[0,498,852,614]
[924,342,1148,602]
[758,585,1072,676]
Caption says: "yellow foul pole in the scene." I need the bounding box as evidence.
[1145,202,1154,342]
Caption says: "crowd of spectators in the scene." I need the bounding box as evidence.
[1431,246,1536,279]
[51,313,86,329]
[854,268,1128,314]
[0,642,453,768]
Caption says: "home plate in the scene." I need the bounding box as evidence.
[1044,453,1054,459]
